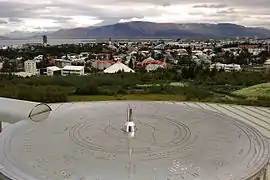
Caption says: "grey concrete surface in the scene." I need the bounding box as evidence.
[181,102,270,179]
[0,101,269,180]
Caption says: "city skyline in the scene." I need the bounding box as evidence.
[0,0,270,35]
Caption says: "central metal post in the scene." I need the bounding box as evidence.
[0,121,2,133]
[127,107,132,122]
[124,106,136,137]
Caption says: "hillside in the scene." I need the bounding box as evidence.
[232,83,270,99]
[0,36,8,40]
[3,31,50,39]
[47,21,270,39]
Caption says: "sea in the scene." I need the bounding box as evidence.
[0,39,96,46]
[0,38,168,46]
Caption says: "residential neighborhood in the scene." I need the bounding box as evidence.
[1,38,270,77]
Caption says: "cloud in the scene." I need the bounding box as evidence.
[193,4,227,8]
[0,0,270,35]
[8,18,24,23]
[217,8,236,14]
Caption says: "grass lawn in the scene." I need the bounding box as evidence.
[68,86,270,107]
[232,82,270,99]
[137,82,186,87]
[68,94,188,102]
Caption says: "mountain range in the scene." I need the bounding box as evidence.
[0,36,8,40]
[3,31,49,39]
[2,21,270,39]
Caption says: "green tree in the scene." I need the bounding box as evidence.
[258,51,269,64]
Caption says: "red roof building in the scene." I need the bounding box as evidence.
[137,59,166,67]
[92,60,114,70]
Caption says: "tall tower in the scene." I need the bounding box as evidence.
[109,38,112,45]
[43,35,48,45]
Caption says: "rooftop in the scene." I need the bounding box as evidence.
[0,101,268,180]
[47,66,61,71]
[62,65,84,71]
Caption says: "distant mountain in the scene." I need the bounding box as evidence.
[0,36,8,40]
[46,21,270,39]
[5,22,270,39]
[3,31,51,39]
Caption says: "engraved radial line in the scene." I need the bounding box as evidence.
[241,106,270,121]
[0,101,268,180]
[231,105,270,125]
[206,103,270,132]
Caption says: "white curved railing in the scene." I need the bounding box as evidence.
[0,97,51,124]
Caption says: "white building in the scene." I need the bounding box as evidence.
[264,59,270,71]
[61,66,84,76]
[33,55,43,63]
[24,60,39,75]
[248,48,265,56]
[79,52,89,59]
[210,63,241,72]
[224,64,242,72]
[104,62,135,73]
[92,60,114,70]
[0,62,3,70]
[14,72,33,77]
[46,66,61,76]
[55,59,72,68]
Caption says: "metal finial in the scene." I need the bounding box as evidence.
[128,107,132,122]
[124,105,135,136]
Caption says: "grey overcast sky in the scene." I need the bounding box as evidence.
[0,0,270,34]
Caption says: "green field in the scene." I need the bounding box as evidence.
[137,82,186,87]
[68,94,188,102]
[1,71,270,107]
[233,83,270,99]
[68,93,270,107]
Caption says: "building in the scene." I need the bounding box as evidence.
[137,57,166,67]
[46,66,61,76]
[224,64,242,72]
[91,60,114,70]
[104,62,135,73]
[210,63,242,72]
[14,72,34,77]
[61,66,84,76]
[33,55,43,63]
[55,59,72,68]
[264,59,270,71]
[145,64,166,72]
[42,35,48,45]
[24,60,39,75]
[79,52,89,59]
[0,62,3,70]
